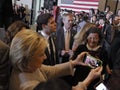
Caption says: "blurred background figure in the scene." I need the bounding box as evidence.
[0,0,13,42]
[0,40,10,90]
[5,20,29,45]
[0,0,13,29]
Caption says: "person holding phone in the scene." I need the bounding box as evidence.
[9,29,102,90]
[71,27,108,90]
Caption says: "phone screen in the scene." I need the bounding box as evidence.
[83,55,102,68]
[95,83,108,90]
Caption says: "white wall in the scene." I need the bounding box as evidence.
[57,0,61,6]
[16,0,32,9]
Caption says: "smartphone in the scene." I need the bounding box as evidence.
[83,54,102,68]
[94,82,108,90]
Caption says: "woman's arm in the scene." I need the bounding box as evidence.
[72,67,103,90]
[41,52,88,79]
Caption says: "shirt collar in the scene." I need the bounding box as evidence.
[63,26,67,32]
[41,30,49,39]
[86,44,101,51]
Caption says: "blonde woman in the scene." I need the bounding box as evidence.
[9,29,102,90]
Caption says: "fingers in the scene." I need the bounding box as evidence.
[77,52,88,60]
[94,66,103,73]
[91,67,103,77]
[80,63,89,66]
[80,52,88,56]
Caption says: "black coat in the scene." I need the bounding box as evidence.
[109,29,120,69]
[39,32,59,65]
[71,44,108,90]
[0,40,10,90]
[0,0,13,29]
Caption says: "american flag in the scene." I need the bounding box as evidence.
[59,0,99,13]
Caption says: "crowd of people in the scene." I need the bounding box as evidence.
[12,3,31,25]
[0,1,120,90]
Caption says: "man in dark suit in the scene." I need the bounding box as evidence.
[36,13,59,65]
[56,13,77,63]
[0,0,13,29]
[98,17,112,55]
[0,40,10,90]
[106,26,120,90]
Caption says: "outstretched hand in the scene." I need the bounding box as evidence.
[89,67,103,80]
[73,67,103,90]
[71,52,88,67]
[82,66,103,87]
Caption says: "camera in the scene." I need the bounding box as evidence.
[83,54,102,68]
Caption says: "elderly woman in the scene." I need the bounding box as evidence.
[71,27,108,90]
[9,29,102,90]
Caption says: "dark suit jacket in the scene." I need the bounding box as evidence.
[56,27,77,63]
[38,32,59,65]
[102,24,112,44]
[106,69,120,90]
[0,0,13,29]
[0,40,10,90]
[101,24,112,56]
[109,29,120,69]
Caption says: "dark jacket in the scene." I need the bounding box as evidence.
[39,32,59,65]
[0,40,10,90]
[71,44,108,89]
[109,29,120,69]
[0,0,13,29]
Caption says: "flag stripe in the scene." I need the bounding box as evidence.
[60,7,90,12]
[73,3,98,7]
[73,1,99,5]
[60,0,99,12]
[60,4,98,9]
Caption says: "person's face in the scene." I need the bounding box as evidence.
[89,9,93,15]
[99,19,105,25]
[87,33,99,48]
[105,7,109,12]
[95,9,98,14]
[29,50,47,70]
[113,16,120,26]
[106,13,111,19]
[45,17,56,34]
[118,10,120,16]
[92,16,97,21]
[63,15,73,30]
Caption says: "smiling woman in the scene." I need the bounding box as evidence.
[71,27,108,90]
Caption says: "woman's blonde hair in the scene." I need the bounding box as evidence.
[10,29,48,70]
[74,23,96,45]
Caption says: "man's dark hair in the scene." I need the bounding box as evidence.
[36,13,53,30]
